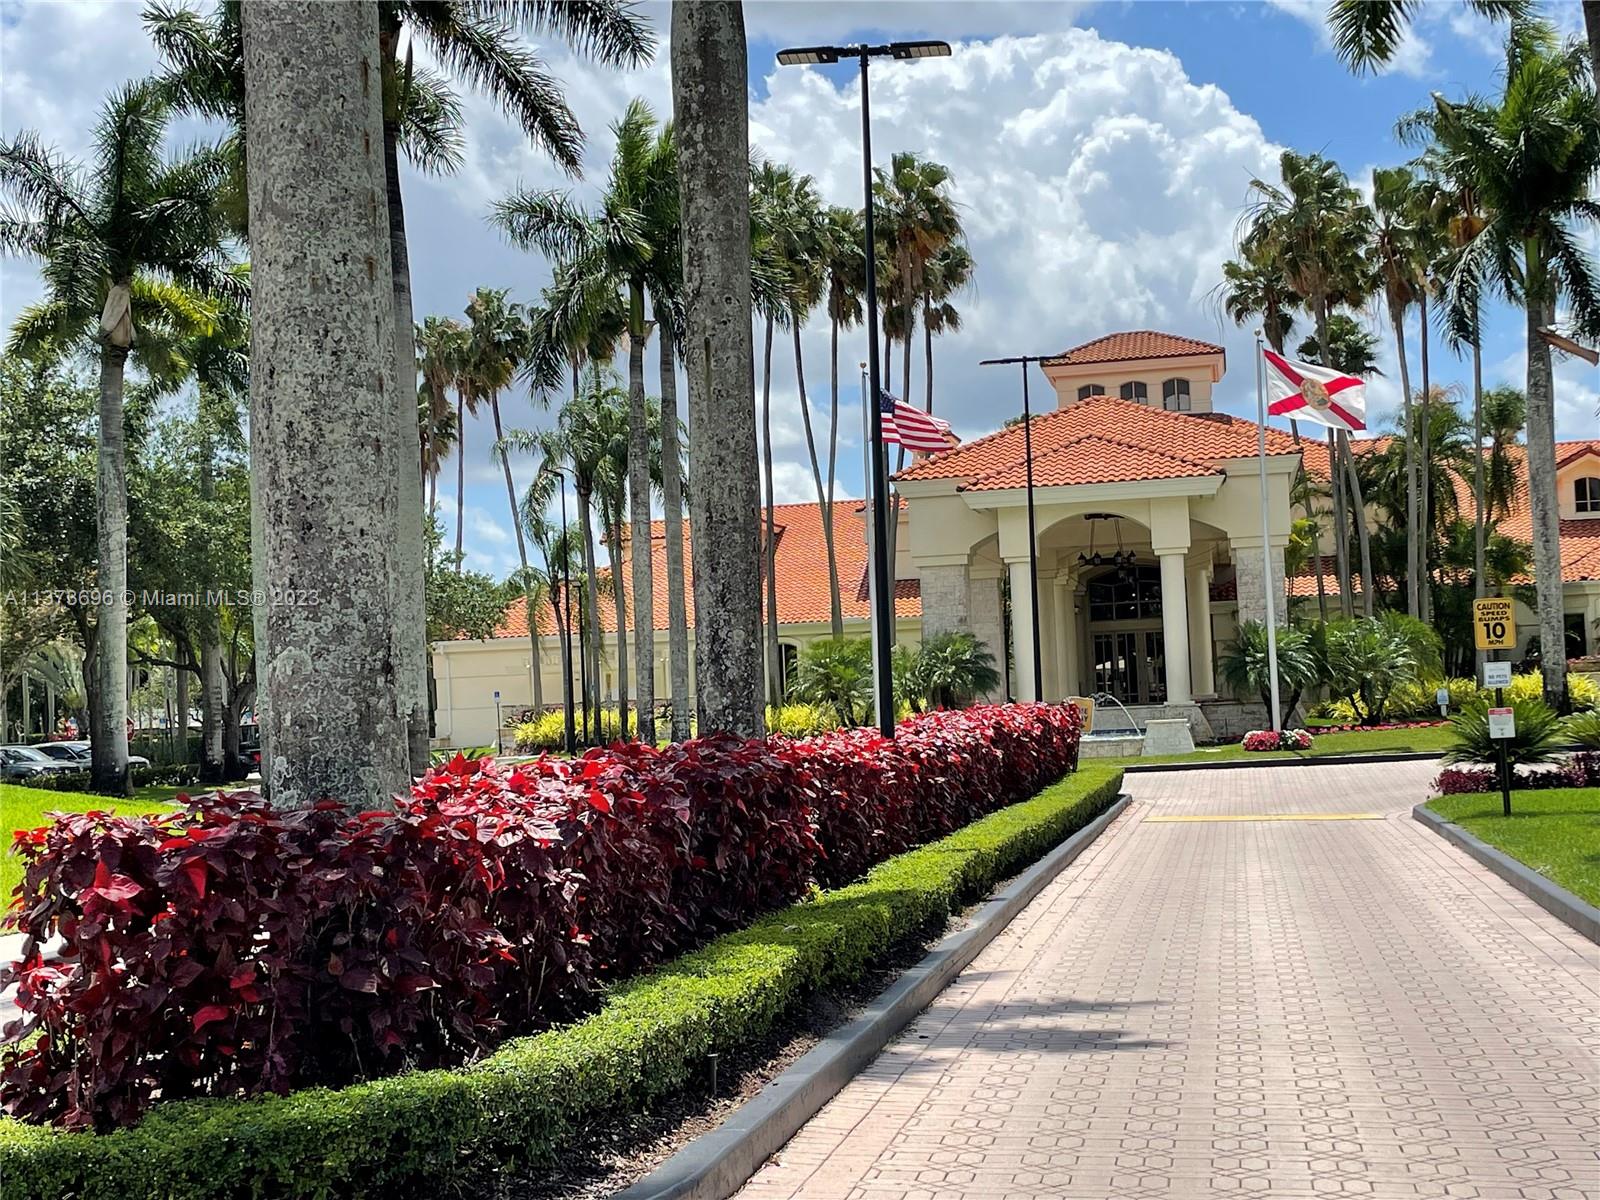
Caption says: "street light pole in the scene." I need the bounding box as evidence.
[777,38,951,738]
[555,471,577,755]
[979,353,1051,701]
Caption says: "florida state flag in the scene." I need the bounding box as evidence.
[1262,350,1367,432]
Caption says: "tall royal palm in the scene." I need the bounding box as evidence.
[873,152,960,405]
[1408,22,1600,705]
[921,238,973,415]
[0,82,236,795]
[1249,150,1377,619]
[494,98,674,741]
[818,205,867,637]
[416,314,469,535]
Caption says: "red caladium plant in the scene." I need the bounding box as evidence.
[1,703,1082,1130]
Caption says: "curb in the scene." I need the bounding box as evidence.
[613,793,1134,1200]
[1125,750,1445,774]
[1412,804,1600,945]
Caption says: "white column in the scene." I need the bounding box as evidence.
[1008,559,1037,702]
[1053,579,1077,697]
[1037,570,1059,700]
[1159,552,1192,704]
[1188,565,1215,697]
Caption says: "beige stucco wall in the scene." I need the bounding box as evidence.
[1041,351,1225,413]
[1556,455,1600,520]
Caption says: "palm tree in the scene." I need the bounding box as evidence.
[1368,165,1425,617]
[1296,313,1383,378]
[1480,387,1527,520]
[1248,150,1378,619]
[671,0,764,735]
[150,0,654,774]
[416,314,469,527]
[921,239,973,414]
[1404,20,1600,706]
[1,82,236,796]
[873,152,961,404]
[819,205,866,637]
[238,1,412,807]
[493,98,675,741]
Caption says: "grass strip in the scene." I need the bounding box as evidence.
[0,784,176,897]
[1425,788,1600,907]
[0,765,1124,1200]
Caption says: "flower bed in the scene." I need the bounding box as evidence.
[1434,752,1600,795]
[1,703,1081,1131]
[1241,728,1314,752]
[1305,719,1448,734]
[0,763,1119,1200]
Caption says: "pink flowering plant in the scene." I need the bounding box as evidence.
[1241,728,1314,752]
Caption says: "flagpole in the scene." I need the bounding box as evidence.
[862,362,887,727]
[1255,332,1282,733]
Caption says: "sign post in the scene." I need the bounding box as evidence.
[1474,599,1517,816]
[493,690,503,758]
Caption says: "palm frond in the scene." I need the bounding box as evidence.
[411,8,583,173]
[490,186,596,258]
[0,130,90,232]
[398,67,466,175]
[468,0,655,68]
[5,298,90,360]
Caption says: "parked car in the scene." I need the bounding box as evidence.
[0,745,81,781]
[36,741,152,769]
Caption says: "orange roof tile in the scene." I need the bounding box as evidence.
[898,395,1297,486]
[962,433,1221,491]
[1048,330,1224,365]
[478,501,922,641]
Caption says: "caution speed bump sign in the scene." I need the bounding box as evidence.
[1473,597,1516,651]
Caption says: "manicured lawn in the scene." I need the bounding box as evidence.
[0,783,180,898]
[1103,723,1456,767]
[1426,789,1600,908]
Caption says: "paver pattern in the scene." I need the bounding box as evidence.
[738,761,1600,1200]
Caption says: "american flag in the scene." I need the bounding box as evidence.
[879,391,952,452]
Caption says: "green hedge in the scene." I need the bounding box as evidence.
[0,765,1124,1200]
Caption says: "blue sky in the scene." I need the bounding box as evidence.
[3,0,1596,581]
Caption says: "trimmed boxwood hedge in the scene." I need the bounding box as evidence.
[0,764,1123,1200]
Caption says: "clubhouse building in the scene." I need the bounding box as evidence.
[430,330,1600,748]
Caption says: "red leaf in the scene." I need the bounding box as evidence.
[192,1004,230,1032]
[181,860,207,899]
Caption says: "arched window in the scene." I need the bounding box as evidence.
[1576,476,1600,514]
[1161,378,1191,411]
[1119,381,1148,403]
[1076,383,1106,401]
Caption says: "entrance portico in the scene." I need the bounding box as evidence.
[896,333,1299,735]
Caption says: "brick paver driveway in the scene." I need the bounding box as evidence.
[739,760,1600,1200]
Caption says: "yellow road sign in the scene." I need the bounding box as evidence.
[1473,597,1516,650]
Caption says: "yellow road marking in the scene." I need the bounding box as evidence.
[1144,813,1387,823]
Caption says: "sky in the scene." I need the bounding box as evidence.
[3,0,1597,582]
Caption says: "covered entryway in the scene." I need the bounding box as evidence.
[1084,563,1168,704]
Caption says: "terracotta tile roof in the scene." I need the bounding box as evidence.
[1210,557,1363,603]
[477,501,922,641]
[1048,330,1224,365]
[898,395,1298,485]
[962,434,1221,491]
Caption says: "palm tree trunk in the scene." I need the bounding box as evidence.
[1340,431,1376,619]
[626,281,655,743]
[793,322,841,645]
[608,497,630,738]
[380,79,431,777]
[1471,336,1487,673]
[241,0,411,808]
[197,411,226,783]
[1326,433,1354,619]
[657,316,692,741]
[1386,298,1419,618]
[825,316,844,636]
[488,393,543,715]
[923,297,935,413]
[577,482,604,737]
[761,314,781,707]
[1417,288,1433,623]
[172,641,190,764]
[672,0,765,737]
[454,390,467,570]
[92,336,131,797]
[1523,253,1567,708]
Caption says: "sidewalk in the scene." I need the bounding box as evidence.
[738,760,1600,1200]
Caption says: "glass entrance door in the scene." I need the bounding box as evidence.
[1092,630,1166,703]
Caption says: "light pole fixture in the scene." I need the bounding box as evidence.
[979,353,1051,701]
[552,470,577,755]
[777,38,951,737]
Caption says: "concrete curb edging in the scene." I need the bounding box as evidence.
[613,793,1134,1200]
[1412,804,1600,945]
[1126,750,1445,774]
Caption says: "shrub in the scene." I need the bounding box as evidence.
[1219,622,1321,724]
[765,703,839,737]
[0,763,1123,1200]
[792,637,874,726]
[1567,711,1600,749]
[1434,753,1600,795]
[1506,670,1600,710]
[1241,728,1313,752]
[23,762,201,793]
[893,632,1002,713]
[1445,696,1568,770]
[2,703,1083,1131]
[1323,617,1422,725]
[512,707,625,751]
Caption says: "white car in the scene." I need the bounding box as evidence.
[35,742,152,770]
